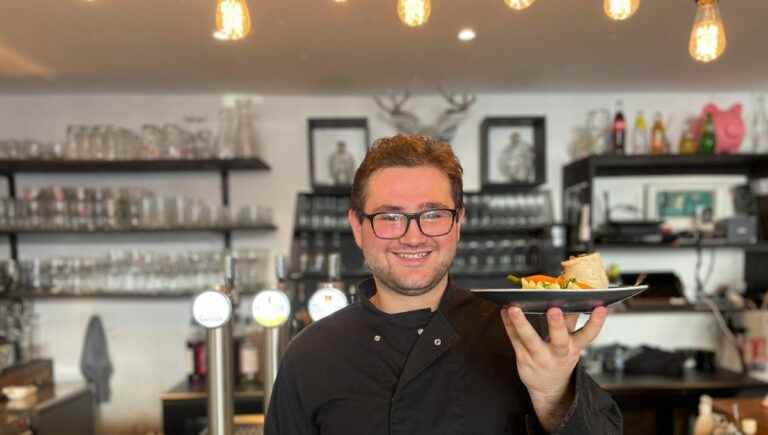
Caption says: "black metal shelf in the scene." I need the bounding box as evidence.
[0,224,277,235]
[461,224,556,235]
[294,227,351,235]
[292,270,371,280]
[449,269,537,278]
[563,154,768,188]
[293,224,557,236]
[0,157,273,259]
[0,158,270,174]
[575,240,768,250]
[0,288,266,299]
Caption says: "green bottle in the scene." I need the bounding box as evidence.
[699,112,717,154]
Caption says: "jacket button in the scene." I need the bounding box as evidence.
[434,338,442,346]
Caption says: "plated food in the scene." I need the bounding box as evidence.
[508,252,608,290]
[473,252,648,313]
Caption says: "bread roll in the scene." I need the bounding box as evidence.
[560,252,609,289]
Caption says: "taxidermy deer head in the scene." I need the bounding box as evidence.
[374,88,476,143]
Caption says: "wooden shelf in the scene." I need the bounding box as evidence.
[0,158,271,174]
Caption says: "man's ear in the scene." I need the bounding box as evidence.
[348,209,363,248]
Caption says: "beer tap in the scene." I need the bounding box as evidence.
[251,255,291,413]
[192,255,237,435]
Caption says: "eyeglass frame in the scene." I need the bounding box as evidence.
[355,208,461,240]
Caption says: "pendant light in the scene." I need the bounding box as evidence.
[213,0,252,41]
[689,0,726,62]
[397,0,431,27]
[504,0,535,11]
[604,0,640,21]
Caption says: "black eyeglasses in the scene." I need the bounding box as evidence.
[357,208,459,240]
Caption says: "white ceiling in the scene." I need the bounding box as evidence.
[0,0,766,93]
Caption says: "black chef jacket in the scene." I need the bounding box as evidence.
[265,278,622,435]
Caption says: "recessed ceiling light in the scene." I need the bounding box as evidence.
[458,28,476,42]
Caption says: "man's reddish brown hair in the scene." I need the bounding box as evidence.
[350,134,464,216]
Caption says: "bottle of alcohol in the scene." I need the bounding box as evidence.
[232,313,243,385]
[753,95,768,153]
[650,112,669,155]
[678,117,698,154]
[611,100,626,155]
[186,320,206,384]
[699,112,717,154]
[631,111,648,155]
[239,318,262,385]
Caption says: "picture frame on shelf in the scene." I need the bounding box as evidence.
[480,117,546,191]
[308,118,369,193]
[644,182,732,232]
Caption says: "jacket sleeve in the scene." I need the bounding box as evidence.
[263,359,320,435]
[527,365,623,435]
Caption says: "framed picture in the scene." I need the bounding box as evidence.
[644,183,731,232]
[308,118,370,193]
[480,117,546,191]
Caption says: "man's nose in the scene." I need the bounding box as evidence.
[400,217,428,245]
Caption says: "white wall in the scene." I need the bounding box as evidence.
[0,91,760,432]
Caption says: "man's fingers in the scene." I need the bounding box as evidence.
[501,308,531,359]
[573,306,608,349]
[546,308,571,357]
[505,306,544,355]
[564,313,580,332]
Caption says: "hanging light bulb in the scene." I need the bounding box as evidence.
[213,0,252,41]
[397,0,431,27]
[504,0,535,11]
[603,0,640,21]
[689,0,726,62]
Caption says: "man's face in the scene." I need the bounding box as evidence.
[348,165,463,297]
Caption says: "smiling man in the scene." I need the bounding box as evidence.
[265,134,622,435]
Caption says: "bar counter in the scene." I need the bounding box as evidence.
[0,382,95,435]
[161,369,768,435]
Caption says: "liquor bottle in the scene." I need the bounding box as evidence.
[699,112,717,154]
[291,282,311,335]
[232,313,243,385]
[631,111,649,155]
[186,320,206,384]
[679,117,698,155]
[347,284,358,304]
[650,112,669,155]
[753,95,768,153]
[611,100,626,155]
[239,318,262,384]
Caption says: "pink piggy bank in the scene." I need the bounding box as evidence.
[696,103,745,154]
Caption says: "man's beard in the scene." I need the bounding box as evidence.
[365,251,454,297]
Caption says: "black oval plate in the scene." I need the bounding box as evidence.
[471,285,649,314]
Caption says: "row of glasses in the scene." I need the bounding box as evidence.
[463,192,553,230]
[7,248,270,295]
[0,186,273,230]
[0,106,263,162]
[296,194,350,230]
[452,237,543,274]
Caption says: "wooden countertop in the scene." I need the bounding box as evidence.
[161,380,264,401]
[0,382,89,415]
[593,369,768,396]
